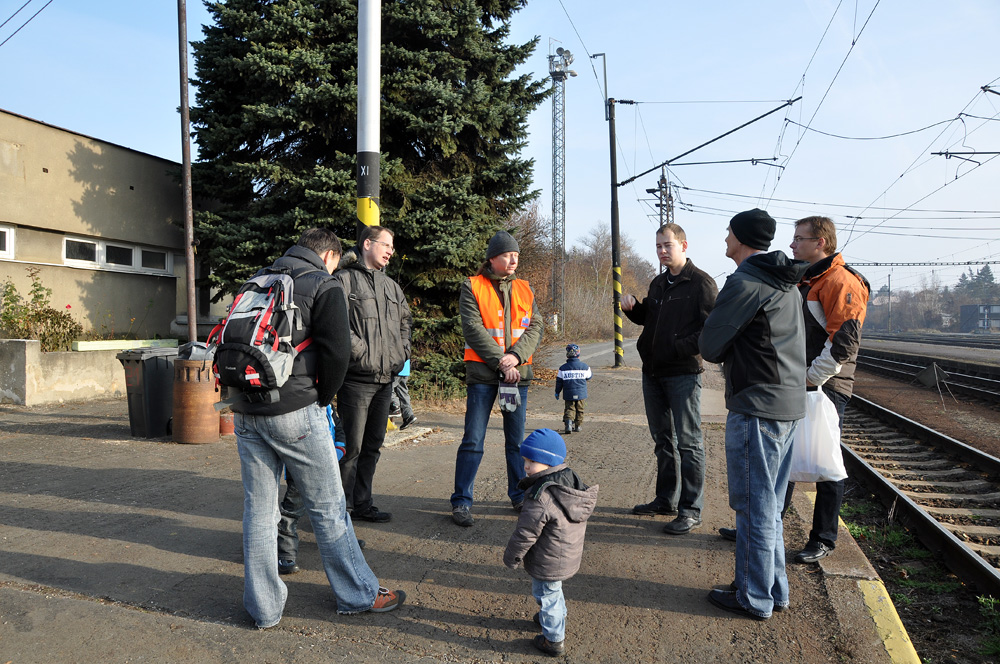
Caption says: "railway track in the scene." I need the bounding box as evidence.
[865,332,1000,350]
[842,396,1000,596]
[856,349,1000,406]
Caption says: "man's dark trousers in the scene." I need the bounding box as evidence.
[338,378,393,514]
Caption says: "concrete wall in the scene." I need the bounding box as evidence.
[0,109,230,339]
[0,339,124,406]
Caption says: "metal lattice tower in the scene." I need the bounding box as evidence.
[549,46,575,333]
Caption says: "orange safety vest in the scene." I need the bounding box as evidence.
[464,274,534,365]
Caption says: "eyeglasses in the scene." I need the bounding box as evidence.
[370,239,395,254]
[792,236,819,243]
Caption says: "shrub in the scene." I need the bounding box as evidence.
[0,268,83,352]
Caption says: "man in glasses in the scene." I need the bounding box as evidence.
[333,225,412,524]
[786,216,870,564]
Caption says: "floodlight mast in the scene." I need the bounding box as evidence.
[549,46,576,335]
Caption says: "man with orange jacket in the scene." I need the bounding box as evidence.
[451,230,544,527]
[786,216,870,563]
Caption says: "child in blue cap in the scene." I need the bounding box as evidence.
[555,344,592,434]
[503,428,599,657]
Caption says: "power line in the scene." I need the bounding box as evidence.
[785,117,956,141]
[676,184,1000,215]
[0,0,52,49]
[0,1,32,32]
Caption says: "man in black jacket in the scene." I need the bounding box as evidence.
[622,223,718,535]
[333,225,412,524]
[231,228,403,628]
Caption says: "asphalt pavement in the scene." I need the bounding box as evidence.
[0,340,918,663]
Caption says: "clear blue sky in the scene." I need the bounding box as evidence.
[5,1,1000,294]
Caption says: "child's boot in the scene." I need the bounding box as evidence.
[563,419,572,434]
[573,421,581,432]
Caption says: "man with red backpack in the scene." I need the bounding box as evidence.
[228,228,404,629]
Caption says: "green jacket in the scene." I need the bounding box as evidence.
[460,270,543,386]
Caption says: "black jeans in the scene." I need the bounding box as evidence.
[783,386,850,548]
[337,379,393,513]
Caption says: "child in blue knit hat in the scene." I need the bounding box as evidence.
[555,344,592,434]
[503,428,599,657]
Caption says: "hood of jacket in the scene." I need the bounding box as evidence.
[520,465,598,523]
[740,250,809,292]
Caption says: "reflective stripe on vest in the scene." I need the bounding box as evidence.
[464,274,534,365]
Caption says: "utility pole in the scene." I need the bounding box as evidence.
[608,96,625,367]
[645,167,673,272]
[177,0,197,342]
[356,0,380,241]
[549,46,576,335]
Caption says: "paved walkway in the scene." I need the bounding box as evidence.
[0,340,918,663]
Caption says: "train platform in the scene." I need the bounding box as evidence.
[0,340,919,663]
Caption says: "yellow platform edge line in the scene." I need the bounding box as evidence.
[858,578,921,664]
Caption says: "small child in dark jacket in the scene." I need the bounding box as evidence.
[503,429,599,657]
[555,344,592,434]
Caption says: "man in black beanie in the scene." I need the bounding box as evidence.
[699,209,808,620]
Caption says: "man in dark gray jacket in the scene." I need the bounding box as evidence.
[699,209,808,621]
[333,225,412,524]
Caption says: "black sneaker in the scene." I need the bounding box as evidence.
[632,501,677,516]
[278,559,300,575]
[400,415,418,430]
[663,515,702,535]
[532,634,565,657]
[353,506,392,523]
[794,541,833,564]
[719,527,737,541]
[452,505,474,527]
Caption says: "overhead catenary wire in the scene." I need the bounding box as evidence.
[0,0,53,49]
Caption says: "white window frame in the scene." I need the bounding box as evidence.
[0,225,13,260]
[63,236,174,276]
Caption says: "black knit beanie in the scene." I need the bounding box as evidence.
[729,208,775,251]
[485,230,520,259]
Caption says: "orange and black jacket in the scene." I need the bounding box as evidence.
[800,252,870,398]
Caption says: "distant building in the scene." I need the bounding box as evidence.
[0,109,225,340]
[960,304,1000,332]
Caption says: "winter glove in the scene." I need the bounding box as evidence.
[498,383,521,413]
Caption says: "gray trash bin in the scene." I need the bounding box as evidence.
[117,347,178,438]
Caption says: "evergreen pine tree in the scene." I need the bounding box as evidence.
[190,0,548,374]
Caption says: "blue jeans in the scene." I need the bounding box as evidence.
[641,373,705,517]
[532,578,566,642]
[725,412,797,618]
[784,387,850,548]
[235,404,379,627]
[451,382,529,508]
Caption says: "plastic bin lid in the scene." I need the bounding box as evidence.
[116,347,180,360]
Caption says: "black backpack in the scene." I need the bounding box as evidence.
[208,267,311,403]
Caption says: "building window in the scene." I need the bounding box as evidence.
[64,236,172,275]
[65,238,99,265]
[141,249,167,270]
[0,225,13,259]
[105,243,134,267]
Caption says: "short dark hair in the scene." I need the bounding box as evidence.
[360,225,394,246]
[656,223,686,243]
[795,216,837,255]
[297,228,342,256]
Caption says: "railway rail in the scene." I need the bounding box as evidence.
[865,332,1000,350]
[842,396,1000,597]
[856,349,1000,406]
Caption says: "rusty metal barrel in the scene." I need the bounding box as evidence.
[172,359,220,444]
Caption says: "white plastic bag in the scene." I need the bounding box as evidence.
[788,390,847,482]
